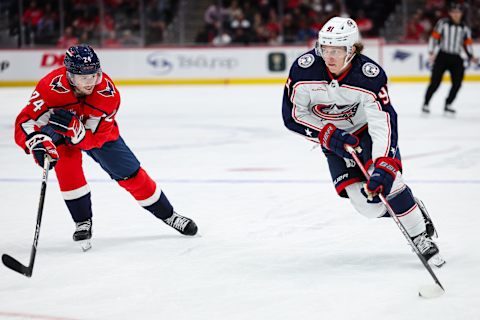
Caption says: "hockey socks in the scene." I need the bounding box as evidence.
[386,186,425,237]
[65,192,93,222]
[117,167,173,219]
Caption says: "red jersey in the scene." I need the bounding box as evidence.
[15,66,121,153]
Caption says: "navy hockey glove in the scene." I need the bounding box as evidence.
[40,124,65,145]
[363,157,400,201]
[49,109,85,144]
[318,123,359,159]
[25,132,60,170]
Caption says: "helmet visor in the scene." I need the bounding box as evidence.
[320,46,347,58]
[68,71,102,87]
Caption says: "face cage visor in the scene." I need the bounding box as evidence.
[67,70,102,87]
[320,46,347,58]
[315,41,356,72]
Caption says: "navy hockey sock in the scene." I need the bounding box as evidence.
[388,186,416,214]
[143,192,174,220]
[65,192,93,222]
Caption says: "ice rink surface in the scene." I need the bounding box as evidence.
[0,82,479,320]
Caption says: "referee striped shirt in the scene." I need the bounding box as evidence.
[428,17,474,58]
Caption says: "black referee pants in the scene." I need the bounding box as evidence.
[424,51,465,106]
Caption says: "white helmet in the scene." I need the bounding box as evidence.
[316,17,360,72]
[316,17,360,57]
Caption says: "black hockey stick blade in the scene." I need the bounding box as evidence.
[2,254,32,277]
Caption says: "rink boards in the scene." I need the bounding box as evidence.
[0,42,479,86]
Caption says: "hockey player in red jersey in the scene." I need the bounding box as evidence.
[15,44,197,250]
[282,17,444,267]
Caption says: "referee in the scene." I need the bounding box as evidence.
[422,2,478,114]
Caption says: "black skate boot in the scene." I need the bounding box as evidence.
[415,198,437,238]
[412,232,445,268]
[163,212,198,236]
[73,219,92,252]
[444,103,456,115]
[421,104,430,114]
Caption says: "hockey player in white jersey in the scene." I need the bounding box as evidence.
[282,17,444,267]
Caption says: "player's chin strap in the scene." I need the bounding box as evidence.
[338,53,356,74]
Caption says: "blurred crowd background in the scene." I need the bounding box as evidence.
[0,0,477,48]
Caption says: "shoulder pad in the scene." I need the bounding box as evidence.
[297,53,315,68]
[361,62,380,78]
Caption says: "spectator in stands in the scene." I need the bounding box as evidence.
[282,13,298,43]
[295,17,317,43]
[103,30,121,48]
[469,0,480,38]
[257,0,273,22]
[251,12,269,43]
[56,26,78,48]
[194,25,215,44]
[266,8,281,45]
[355,10,373,37]
[36,3,58,45]
[204,1,229,30]
[230,11,251,44]
[145,0,166,44]
[5,0,442,48]
[119,29,142,47]
[72,10,97,40]
[226,0,243,22]
[22,1,43,45]
[212,30,232,46]
[404,10,426,42]
[78,30,91,45]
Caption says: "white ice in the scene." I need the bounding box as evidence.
[0,83,479,320]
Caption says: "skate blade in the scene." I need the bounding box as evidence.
[429,253,445,268]
[443,111,455,117]
[78,240,92,252]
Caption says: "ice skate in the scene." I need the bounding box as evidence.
[73,219,92,252]
[163,212,198,236]
[444,104,456,115]
[415,198,437,238]
[421,104,430,114]
[412,232,445,268]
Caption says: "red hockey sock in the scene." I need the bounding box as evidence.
[117,167,157,203]
[117,167,173,219]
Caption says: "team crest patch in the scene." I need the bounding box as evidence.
[50,75,70,93]
[97,79,115,97]
[362,62,380,77]
[312,102,360,125]
[297,54,315,68]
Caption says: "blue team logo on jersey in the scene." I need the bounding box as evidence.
[97,79,115,97]
[297,54,315,68]
[362,63,380,77]
[312,102,360,125]
[49,75,70,93]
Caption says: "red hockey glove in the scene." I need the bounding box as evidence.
[25,133,59,170]
[318,123,359,159]
[49,109,85,144]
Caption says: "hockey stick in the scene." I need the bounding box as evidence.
[2,156,51,277]
[344,145,445,298]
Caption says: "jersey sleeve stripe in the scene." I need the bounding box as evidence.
[384,112,392,157]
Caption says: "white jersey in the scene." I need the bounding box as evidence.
[282,49,399,162]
